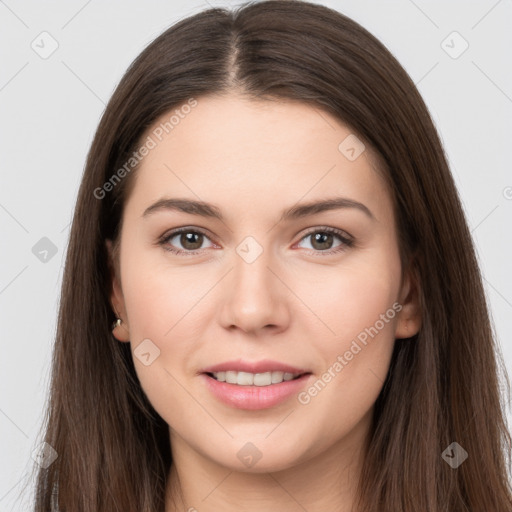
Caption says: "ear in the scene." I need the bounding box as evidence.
[106,239,130,342]
[394,265,422,339]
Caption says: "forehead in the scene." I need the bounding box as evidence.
[124,94,391,223]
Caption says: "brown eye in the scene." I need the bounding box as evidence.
[297,227,354,255]
[310,232,335,250]
[177,231,204,250]
[160,228,215,254]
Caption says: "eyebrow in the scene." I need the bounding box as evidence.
[142,196,375,222]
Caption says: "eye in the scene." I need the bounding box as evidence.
[296,227,354,255]
[158,227,215,255]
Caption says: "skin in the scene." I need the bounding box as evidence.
[107,93,422,512]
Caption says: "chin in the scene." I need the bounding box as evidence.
[207,442,311,474]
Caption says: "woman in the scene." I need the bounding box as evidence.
[33,1,512,511]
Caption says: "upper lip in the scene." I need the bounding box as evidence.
[201,359,310,375]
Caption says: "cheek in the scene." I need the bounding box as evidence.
[293,251,401,416]
[119,253,209,427]
[121,247,208,341]
[297,252,401,347]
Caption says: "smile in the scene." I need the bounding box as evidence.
[209,370,303,386]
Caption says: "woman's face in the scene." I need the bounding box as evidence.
[108,94,421,473]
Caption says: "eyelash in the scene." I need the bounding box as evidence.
[157,226,354,257]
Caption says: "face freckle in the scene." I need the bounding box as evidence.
[109,93,417,475]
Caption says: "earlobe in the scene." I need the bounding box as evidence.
[111,316,130,342]
[105,239,130,342]
[394,267,422,339]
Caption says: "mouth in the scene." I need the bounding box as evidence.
[205,370,307,386]
[200,360,312,410]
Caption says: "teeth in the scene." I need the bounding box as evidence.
[211,370,301,386]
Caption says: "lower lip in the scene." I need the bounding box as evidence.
[201,373,312,410]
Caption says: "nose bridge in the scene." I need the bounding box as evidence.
[221,234,288,332]
[234,236,271,289]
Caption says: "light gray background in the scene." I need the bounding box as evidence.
[1,0,511,509]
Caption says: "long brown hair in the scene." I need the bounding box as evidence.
[33,1,512,510]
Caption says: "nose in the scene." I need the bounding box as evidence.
[219,241,291,336]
